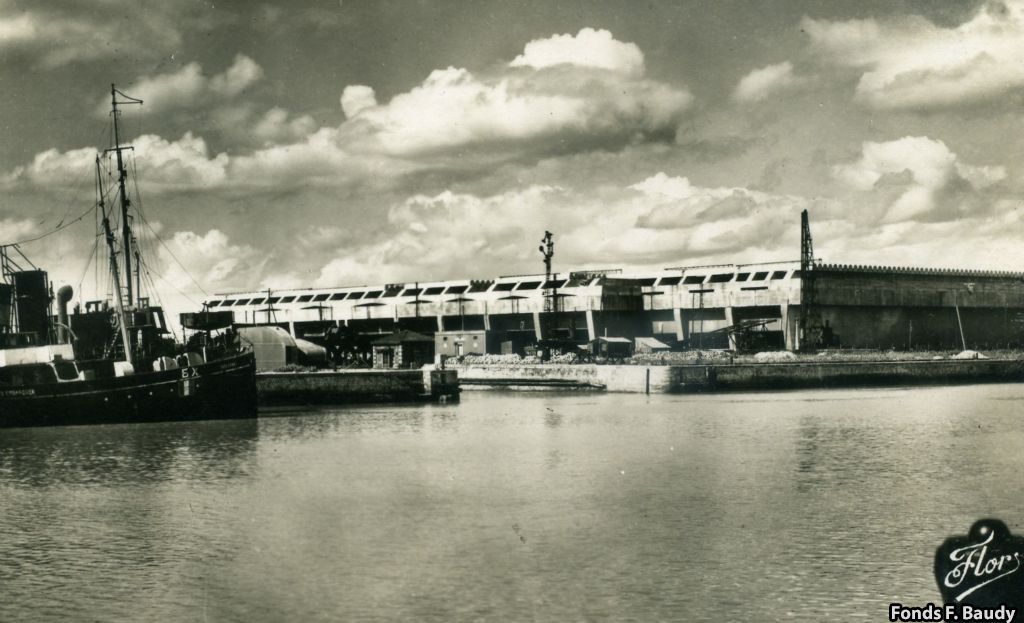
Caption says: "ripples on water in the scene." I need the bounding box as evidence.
[2,384,1023,621]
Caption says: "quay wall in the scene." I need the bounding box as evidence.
[677,359,1024,391]
[257,368,459,404]
[455,364,675,393]
[455,359,1024,393]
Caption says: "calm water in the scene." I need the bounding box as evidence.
[2,385,1023,621]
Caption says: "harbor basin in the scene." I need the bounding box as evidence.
[1,385,1023,621]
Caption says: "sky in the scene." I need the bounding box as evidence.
[3,0,1024,317]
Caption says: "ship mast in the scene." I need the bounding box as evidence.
[107,84,143,308]
[96,156,134,366]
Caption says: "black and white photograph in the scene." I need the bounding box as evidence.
[3,1,1024,620]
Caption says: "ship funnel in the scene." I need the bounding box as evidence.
[0,283,11,333]
[57,285,73,344]
[13,270,50,343]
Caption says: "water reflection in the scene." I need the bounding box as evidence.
[259,404,436,438]
[794,416,895,492]
[428,410,461,433]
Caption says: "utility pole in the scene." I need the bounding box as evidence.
[539,231,555,341]
[954,287,968,351]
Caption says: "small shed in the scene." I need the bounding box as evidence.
[372,330,435,369]
[634,337,671,354]
[590,336,633,358]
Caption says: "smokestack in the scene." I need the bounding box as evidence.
[57,285,73,344]
[0,283,11,332]
[13,270,50,343]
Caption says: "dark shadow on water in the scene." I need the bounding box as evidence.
[0,418,260,488]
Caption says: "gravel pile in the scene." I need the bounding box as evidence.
[627,350,732,365]
[753,351,798,363]
[952,350,988,360]
[549,351,579,364]
[459,353,523,365]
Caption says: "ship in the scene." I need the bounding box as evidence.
[0,85,257,428]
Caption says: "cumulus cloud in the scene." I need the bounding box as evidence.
[130,133,230,187]
[627,172,822,256]
[832,136,1006,222]
[160,229,266,293]
[340,85,377,118]
[343,66,691,157]
[6,26,696,201]
[819,207,1024,270]
[251,107,317,145]
[102,55,263,115]
[9,27,691,196]
[313,173,825,286]
[316,185,565,285]
[5,25,695,203]
[229,128,421,188]
[209,55,263,96]
[803,1,1024,109]
[5,132,229,191]
[339,28,691,158]
[2,124,417,194]
[733,62,801,102]
[5,146,97,187]
[510,27,645,76]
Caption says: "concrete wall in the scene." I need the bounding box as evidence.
[821,305,1024,349]
[816,267,1024,308]
[257,369,427,403]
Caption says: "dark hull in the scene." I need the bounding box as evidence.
[0,352,257,428]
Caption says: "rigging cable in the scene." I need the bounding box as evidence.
[75,234,102,301]
[4,202,97,246]
[2,122,111,247]
[128,155,210,298]
[134,254,194,342]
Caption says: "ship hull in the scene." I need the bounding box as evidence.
[0,352,257,428]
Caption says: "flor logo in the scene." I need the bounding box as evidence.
[935,519,1024,607]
